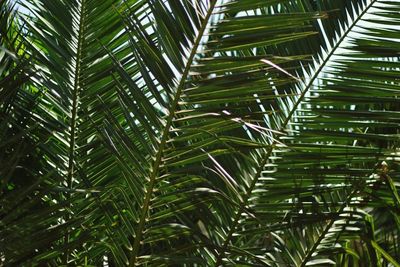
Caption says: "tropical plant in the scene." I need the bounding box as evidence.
[1,0,399,266]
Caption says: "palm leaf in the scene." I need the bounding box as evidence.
[1,0,399,266]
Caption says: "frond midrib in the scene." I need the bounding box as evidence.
[64,1,87,262]
[299,189,357,267]
[67,0,86,188]
[129,1,218,265]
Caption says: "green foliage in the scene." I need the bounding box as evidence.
[0,0,399,266]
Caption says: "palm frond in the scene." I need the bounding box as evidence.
[1,0,399,266]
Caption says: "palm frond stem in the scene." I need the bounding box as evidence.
[65,0,87,263]
[67,0,87,189]
[299,188,358,267]
[129,1,218,265]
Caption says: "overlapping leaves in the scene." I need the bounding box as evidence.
[0,0,399,266]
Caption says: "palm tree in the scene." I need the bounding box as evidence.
[1,0,399,265]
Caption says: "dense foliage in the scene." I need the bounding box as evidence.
[1,0,399,266]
